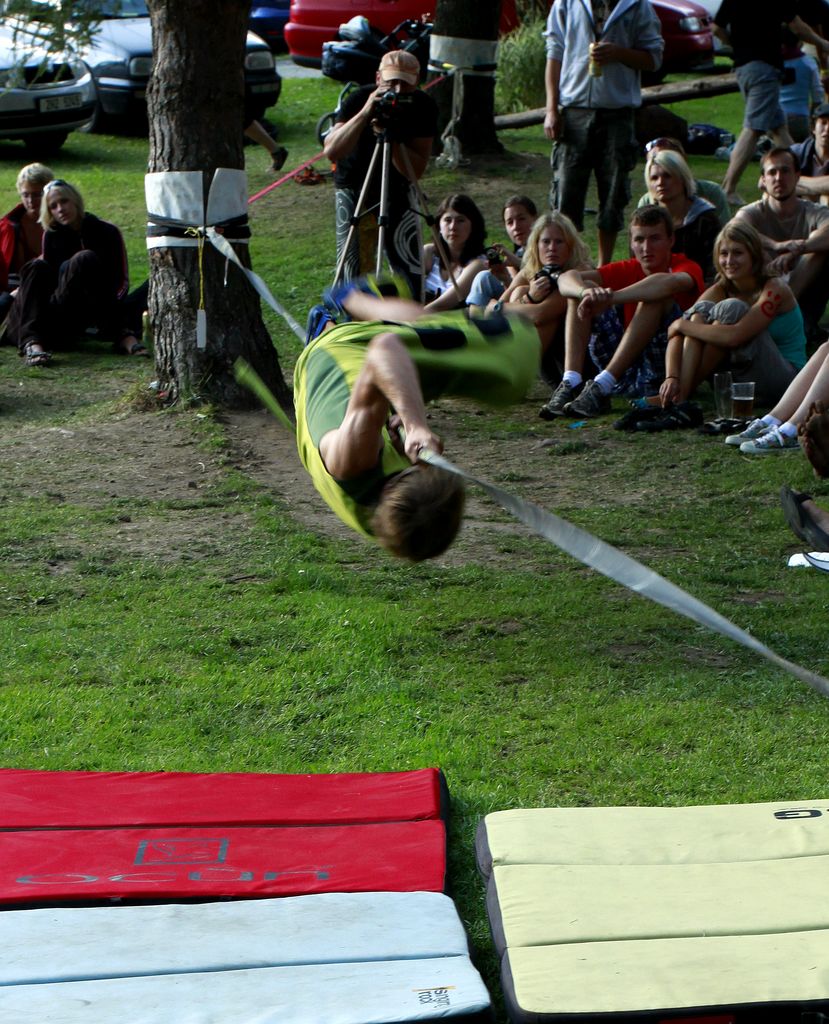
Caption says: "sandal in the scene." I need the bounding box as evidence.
[614,405,664,432]
[270,146,288,172]
[781,485,829,550]
[697,417,751,436]
[780,485,812,544]
[23,342,52,367]
[634,401,704,433]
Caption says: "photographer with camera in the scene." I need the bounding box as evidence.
[480,213,593,393]
[324,49,437,296]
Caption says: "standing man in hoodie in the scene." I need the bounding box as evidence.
[543,0,664,266]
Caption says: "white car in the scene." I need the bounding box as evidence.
[0,23,96,155]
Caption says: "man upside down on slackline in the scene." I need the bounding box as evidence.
[294,282,540,561]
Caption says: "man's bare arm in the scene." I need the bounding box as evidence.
[319,332,441,479]
[544,58,562,141]
[797,175,829,199]
[610,271,696,304]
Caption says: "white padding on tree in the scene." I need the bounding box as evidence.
[429,34,498,72]
[144,168,247,227]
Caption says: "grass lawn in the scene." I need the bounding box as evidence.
[1,65,828,1015]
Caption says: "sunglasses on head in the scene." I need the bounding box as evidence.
[43,179,69,193]
[644,137,682,154]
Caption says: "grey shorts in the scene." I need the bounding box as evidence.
[685,298,798,405]
[736,61,785,132]
[551,107,637,233]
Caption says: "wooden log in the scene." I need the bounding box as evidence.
[493,73,739,131]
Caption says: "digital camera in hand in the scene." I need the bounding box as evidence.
[533,264,562,287]
[485,245,504,266]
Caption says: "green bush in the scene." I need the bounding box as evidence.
[495,16,547,115]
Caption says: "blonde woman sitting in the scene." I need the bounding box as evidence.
[658,221,806,424]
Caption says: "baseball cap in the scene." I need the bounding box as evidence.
[814,102,829,119]
[378,50,420,85]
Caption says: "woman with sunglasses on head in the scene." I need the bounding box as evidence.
[639,137,731,227]
[0,163,53,323]
[7,178,146,367]
[641,148,722,283]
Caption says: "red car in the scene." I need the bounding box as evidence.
[285,0,517,67]
[286,0,713,74]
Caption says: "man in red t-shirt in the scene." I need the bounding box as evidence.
[540,206,704,419]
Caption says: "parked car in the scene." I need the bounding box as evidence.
[652,0,715,78]
[0,22,96,155]
[286,0,713,76]
[77,0,281,132]
[249,2,291,52]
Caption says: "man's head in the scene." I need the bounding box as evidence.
[376,49,420,94]
[813,102,829,153]
[628,206,674,274]
[502,195,537,249]
[372,464,466,561]
[16,162,54,219]
[760,148,800,202]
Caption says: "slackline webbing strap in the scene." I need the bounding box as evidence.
[420,448,829,700]
[233,357,829,699]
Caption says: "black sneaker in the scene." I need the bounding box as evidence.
[539,381,575,420]
[563,379,611,418]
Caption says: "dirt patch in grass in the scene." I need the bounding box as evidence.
[0,359,733,576]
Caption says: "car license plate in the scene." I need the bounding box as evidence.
[39,94,83,113]
[250,83,275,94]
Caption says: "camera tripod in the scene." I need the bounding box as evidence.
[332,124,462,305]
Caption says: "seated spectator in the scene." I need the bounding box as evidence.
[781,31,826,143]
[638,137,731,226]
[467,194,537,314]
[473,211,594,417]
[656,222,806,425]
[735,147,829,345]
[792,102,829,202]
[541,206,704,418]
[422,194,487,311]
[0,162,53,324]
[7,179,146,367]
[640,148,721,282]
[725,333,826,454]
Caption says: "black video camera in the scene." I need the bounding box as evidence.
[372,90,415,137]
[485,245,504,266]
[533,264,562,288]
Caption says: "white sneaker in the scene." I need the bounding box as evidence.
[739,426,799,454]
[725,418,770,446]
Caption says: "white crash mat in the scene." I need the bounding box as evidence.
[476,801,829,1022]
[0,891,492,1022]
[0,957,491,1024]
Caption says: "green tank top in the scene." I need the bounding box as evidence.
[294,312,540,538]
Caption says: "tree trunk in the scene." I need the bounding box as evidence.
[430,0,502,156]
[145,0,291,411]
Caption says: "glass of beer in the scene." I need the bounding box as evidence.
[731,381,755,418]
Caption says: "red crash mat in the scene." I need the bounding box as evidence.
[0,767,447,828]
[0,820,447,904]
[0,767,448,904]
